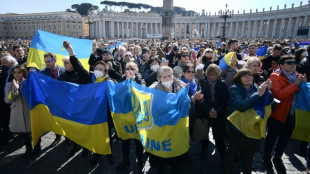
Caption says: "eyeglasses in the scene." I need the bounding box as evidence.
[186,70,195,74]
[126,68,136,71]
[63,62,69,65]
[284,61,298,65]
[182,55,189,57]
[206,51,213,53]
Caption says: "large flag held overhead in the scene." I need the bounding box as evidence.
[219,52,238,70]
[227,91,273,139]
[107,80,190,158]
[256,45,268,60]
[21,71,111,154]
[291,82,310,142]
[27,30,93,70]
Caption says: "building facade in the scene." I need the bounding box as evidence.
[0,12,88,39]
[89,2,310,39]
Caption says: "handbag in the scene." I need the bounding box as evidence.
[191,118,209,142]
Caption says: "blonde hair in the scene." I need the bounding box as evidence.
[203,48,218,62]
[125,62,139,71]
[244,57,262,69]
[205,63,220,77]
[62,56,70,62]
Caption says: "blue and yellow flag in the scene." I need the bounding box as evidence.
[21,71,111,154]
[219,52,237,70]
[291,82,310,142]
[107,80,190,158]
[256,45,268,60]
[109,40,125,51]
[227,91,272,139]
[27,30,92,70]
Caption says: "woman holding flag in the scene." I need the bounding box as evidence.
[223,69,274,174]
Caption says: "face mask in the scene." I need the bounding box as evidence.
[94,70,104,79]
[302,51,308,57]
[161,80,173,89]
[150,64,159,72]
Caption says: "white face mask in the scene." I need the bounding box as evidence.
[150,64,160,72]
[94,70,104,79]
[161,80,173,89]
[302,51,308,57]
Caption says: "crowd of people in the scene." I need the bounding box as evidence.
[0,37,310,174]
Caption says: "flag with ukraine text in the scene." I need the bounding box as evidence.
[291,82,310,142]
[21,71,111,154]
[227,91,272,139]
[27,30,92,70]
[107,80,190,158]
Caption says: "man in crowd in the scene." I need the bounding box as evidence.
[13,45,27,65]
[262,44,282,75]
[247,43,258,57]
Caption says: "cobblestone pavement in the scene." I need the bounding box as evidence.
[0,130,308,174]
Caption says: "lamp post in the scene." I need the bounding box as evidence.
[219,4,233,42]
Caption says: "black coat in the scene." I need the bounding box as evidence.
[199,77,229,120]
[107,60,122,82]
[58,56,92,84]
[39,66,65,79]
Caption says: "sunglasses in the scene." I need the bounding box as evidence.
[186,70,195,74]
[206,51,213,53]
[284,61,298,65]
[63,61,69,65]
[126,68,136,71]
[182,54,189,57]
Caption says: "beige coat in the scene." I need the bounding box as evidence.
[4,82,31,132]
[150,77,186,93]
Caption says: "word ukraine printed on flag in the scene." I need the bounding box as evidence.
[27,30,92,70]
[21,71,111,154]
[219,52,238,70]
[291,82,310,142]
[227,91,273,139]
[107,80,190,158]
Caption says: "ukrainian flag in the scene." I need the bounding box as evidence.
[21,71,111,154]
[256,45,268,60]
[219,52,237,70]
[27,30,92,70]
[227,91,272,139]
[109,40,125,51]
[106,80,190,158]
[291,82,310,142]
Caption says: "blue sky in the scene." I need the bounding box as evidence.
[0,0,305,14]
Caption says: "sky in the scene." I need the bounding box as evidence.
[0,0,306,14]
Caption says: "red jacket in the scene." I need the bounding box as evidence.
[270,68,299,123]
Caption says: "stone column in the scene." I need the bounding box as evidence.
[293,17,300,37]
[234,21,239,38]
[241,21,245,38]
[218,23,222,38]
[131,22,133,37]
[160,23,162,34]
[253,20,257,38]
[117,22,120,38]
[121,21,124,38]
[102,21,106,38]
[96,21,100,38]
[150,22,153,34]
[247,21,252,38]
[155,23,158,34]
[213,22,216,39]
[285,17,292,38]
[206,22,210,38]
[279,18,284,38]
[135,22,139,37]
[189,23,193,39]
[109,21,114,38]
[265,19,270,38]
[303,15,308,26]
[272,19,278,38]
[179,23,182,38]
[258,20,264,38]
[229,22,234,38]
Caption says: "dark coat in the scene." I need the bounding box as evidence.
[88,53,102,71]
[39,66,65,78]
[58,56,92,84]
[144,69,157,87]
[107,60,122,82]
[199,77,229,120]
[297,56,310,82]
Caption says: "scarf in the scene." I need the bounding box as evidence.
[281,68,297,84]
[181,76,197,96]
